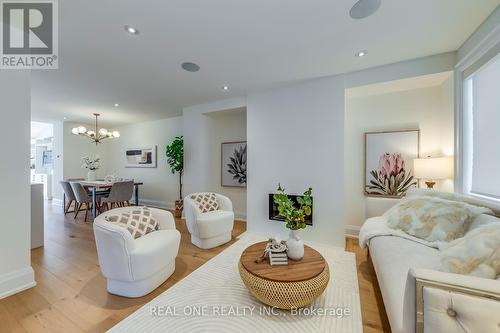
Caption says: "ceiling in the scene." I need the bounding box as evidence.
[31,0,499,126]
[346,71,452,98]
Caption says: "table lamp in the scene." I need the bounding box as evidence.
[413,157,453,189]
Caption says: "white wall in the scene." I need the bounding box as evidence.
[105,117,183,209]
[247,76,346,247]
[206,110,247,219]
[0,71,36,298]
[344,76,455,231]
[183,97,246,198]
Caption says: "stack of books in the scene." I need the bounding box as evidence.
[269,251,288,266]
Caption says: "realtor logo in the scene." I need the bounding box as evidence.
[1,0,58,69]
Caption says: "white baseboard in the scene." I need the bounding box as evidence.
[139,199,175,211]
[52,198,63,207]
[0,266,36,299]
[345,225,361,238]
[234,212,247,222]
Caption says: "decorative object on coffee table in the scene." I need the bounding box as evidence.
[273,184,312,260]
[267,238,288,266]
[239,241,329,309]
[166,136,184,217]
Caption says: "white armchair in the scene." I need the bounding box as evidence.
[93,207,180,298]
[184,193,234,249]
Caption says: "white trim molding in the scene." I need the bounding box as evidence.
[138,199,175,211]
[51,198,64,207]
[0,266,36,299]
[345,225,361,238]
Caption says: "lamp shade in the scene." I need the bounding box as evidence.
[413,157,453,180]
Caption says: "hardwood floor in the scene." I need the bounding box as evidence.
[0,202,390,333]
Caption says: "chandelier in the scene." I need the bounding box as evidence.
[71,113,120,145]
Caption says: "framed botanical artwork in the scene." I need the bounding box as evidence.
[125,145,157,168]
[221,141,247,187]
[364,130,420,197]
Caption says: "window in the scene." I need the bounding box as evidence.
[463,54,500,199]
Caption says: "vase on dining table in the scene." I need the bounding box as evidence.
[87,170,96,181]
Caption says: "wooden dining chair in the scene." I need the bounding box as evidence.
[70,182,97,222]
[100,181,135,211]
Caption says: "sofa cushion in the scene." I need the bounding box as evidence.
[196,210,234,239]
[105,207,159,239]
[189,193,219,213]
[384,196,492,242]
[369,235,440,333]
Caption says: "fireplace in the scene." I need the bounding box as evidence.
[268,193,313,225]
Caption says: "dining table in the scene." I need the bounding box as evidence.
[78,180,144,218]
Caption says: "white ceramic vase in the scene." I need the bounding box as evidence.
[287,229,304,261]
[87,170,96,181]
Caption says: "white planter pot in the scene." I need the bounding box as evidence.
[87,170,96,181]
[287,229,304,261]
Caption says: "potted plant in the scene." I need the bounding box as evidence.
[81,154,101,181]
[166,136,184,217]
[273,183,313,260]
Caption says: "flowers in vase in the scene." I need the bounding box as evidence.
[81,154,101,171]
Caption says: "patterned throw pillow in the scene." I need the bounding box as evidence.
[190,193,219,213]
[105,206,159,239]
[384,196,493,242]
[439,222,500,280]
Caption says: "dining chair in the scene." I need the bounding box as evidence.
[100,181,135,211]
[60,181,77,215]
[70,182,97,222]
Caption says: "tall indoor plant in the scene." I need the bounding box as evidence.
[273,184,313,260]
[166,136,184,217]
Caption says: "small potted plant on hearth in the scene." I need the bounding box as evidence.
[166,136,184,217]
[273,183,312,261]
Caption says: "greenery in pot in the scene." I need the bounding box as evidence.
[273,183,313,230]
[166,136,184,216]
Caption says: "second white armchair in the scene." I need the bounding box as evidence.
[184,192,235,249]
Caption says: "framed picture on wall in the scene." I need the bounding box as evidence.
[125,145,157,168]
[221,141,247,187]
[364,130,419,197]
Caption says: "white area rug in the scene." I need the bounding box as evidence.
[109,233,362,333]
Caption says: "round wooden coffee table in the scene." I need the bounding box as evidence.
[238,241,329,309]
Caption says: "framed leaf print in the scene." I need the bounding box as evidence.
[221,141,247,187]
[364,130,419,197]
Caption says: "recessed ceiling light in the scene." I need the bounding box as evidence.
[350,0,381,19]
[222,85,229,91]
[124,25,139,35]
[63,117,67,120]
[114,103,120,107]
[355,50,368,57]
[181,62,200,72]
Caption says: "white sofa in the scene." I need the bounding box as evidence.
[362,211,500,333]
[93,207,180,298]
[184,193,234,249]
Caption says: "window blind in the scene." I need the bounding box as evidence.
[469,55,500,198]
